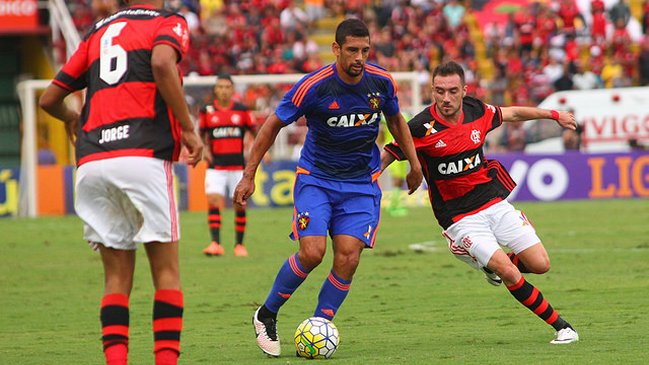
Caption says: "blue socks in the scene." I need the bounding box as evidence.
[264,253,310,313]
[314,271,351,320]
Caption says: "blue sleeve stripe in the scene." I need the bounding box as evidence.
[291,66,334,107]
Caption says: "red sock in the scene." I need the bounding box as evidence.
[155,349,180,365]
[105,344,128,365]
[153,290,184,365]
[101,293,129,365]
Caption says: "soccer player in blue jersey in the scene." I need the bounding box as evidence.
[233,18,423,357]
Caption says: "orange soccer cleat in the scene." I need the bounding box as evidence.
[234,244,249,257]
[203,242,225,256]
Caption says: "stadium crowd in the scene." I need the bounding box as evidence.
[63,0,649,151]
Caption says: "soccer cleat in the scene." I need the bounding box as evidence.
[550,327,579,344]
[482,267,502,286]
[202,241,224,256]
[234,244,249,257]
[253,307,281,357]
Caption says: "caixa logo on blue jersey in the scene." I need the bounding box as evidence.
[326,112,381,128]
[438,152,482,175]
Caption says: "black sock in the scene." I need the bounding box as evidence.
[259,304,277,320]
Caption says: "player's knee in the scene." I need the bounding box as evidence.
[299,247,325,269]
[529,257,551,274]
[337,253,360,271]
[494,263,520,283]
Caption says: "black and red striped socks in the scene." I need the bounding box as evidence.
[235,209,246,245]
[153,289,184,365]
[208,206,221,244]
[101,293,129,365]
[507,276,570,331]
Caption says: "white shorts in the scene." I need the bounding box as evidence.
[75,157,180,250]
[442,200,540,270]
[204,168,243,198]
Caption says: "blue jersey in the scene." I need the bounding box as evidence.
[275,63,400,182]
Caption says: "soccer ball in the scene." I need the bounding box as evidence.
[294,317,340,359]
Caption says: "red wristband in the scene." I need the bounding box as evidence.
[550,110,559,121]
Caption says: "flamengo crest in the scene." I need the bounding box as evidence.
[470,129,481,144]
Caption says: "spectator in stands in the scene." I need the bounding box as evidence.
[557,0,582,35]
[601,54,626,88]
[514,7,536,55]
[304,0,325,22]
[542,56,564,84]
[608,0,631,28]
[443,0,465,30]
[489,67,508,106]
[591,0,607,42]
[572,61,602,90]
[280,1,310,33]
[179,3,200,34]
[498,121,528,152]
[554,61,574,91]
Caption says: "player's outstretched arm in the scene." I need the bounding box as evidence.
[233,113,286,208]
[501,106,577,131]
[385,113,422,194]
[152,44,203,166]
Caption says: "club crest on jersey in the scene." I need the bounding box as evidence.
[438,152,482,175]
[471,129,481,144]
[296,212,310,230]
[326,112,380,128]
[173,23,183,36]
[231,114,241,125]
[367,92,381,109]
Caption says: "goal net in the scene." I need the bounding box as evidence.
[17,72,423,217]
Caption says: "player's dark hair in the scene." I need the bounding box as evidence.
[335,18,370,46]
[217,73,233,84]
[432,61,466,85]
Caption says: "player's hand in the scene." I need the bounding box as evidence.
[556,111,577,130]
[203,150,213,164]
[406,164,423,195]
[233,176,255,208]
[181,130,203,167]
[64,111,79,144]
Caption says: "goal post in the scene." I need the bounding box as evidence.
[16,72,422,217]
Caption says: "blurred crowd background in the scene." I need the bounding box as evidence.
[61,0,649,153]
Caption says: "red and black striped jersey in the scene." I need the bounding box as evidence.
[384,96,516,229]
[198,101,255,170]
[53,5,190,166]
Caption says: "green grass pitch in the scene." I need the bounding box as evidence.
[1,199,648,364]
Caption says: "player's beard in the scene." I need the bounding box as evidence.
[438,102,461,120]
[345,62,364,78]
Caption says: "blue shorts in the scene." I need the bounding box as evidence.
[290,173,382,248]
